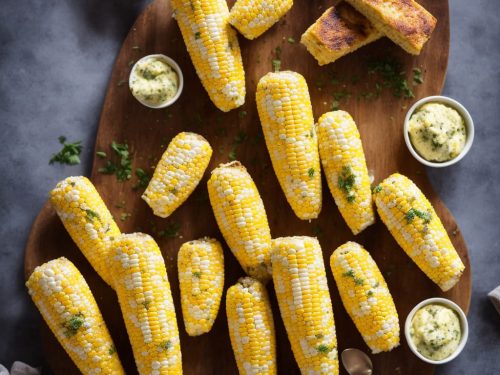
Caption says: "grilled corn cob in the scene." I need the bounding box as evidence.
[142,132,213,218]
[26,257,124,375]
[108,233,182,374]
[317,111,375,234]
[330,242,400,353]
[178,238,224,336]
[256,71,322,220]
[271,236,338,374]
[50,176,120,287]
[229,0,293,40]
[207,161,272,282]
[171,0,245,111]
[226,277,276,375]
[373,173,465,291]
[301,4,382,65]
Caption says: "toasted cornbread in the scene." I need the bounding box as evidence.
[301,3,383,66]
[345,0,436,55]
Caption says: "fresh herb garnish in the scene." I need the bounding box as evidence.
[368,58,414,98]
[120,212,132,222]
[133,168,151,190]
[63,313,85,337]
[228,147,237,161]
[159,340,172,351]
[117,79,127,87]
[238,110,247,119]
[108,344,116,355]
[194,32,201,39]
[158,222,181,238]
[96,151,107,158]
[287,37,296,44]
[272,47,282,72]
[317,344,332,354]
[85,209,100,222]
[342,269,355,278]
[98,142,132,182]
[373,185,382,193]
[234,131,247,145]
[413,68,424,85]
[193,271,201,278]
[308,168,315,178]
[338,165,356,203]
[49,136,82,166]
[405,208,432,224]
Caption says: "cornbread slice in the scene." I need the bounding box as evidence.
[301,3,382,65]
[345,0,436,55]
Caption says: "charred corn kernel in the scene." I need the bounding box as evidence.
[330,242,400,353]
[108,233,182,374]
[373,173,465,291]
[178,238,224,336]
[26,257,124,375]
[50,176,120,287]
[317,111,375,234]
[271,236,338,374]
[207,161,272,282]
[226,277,276,375]
[171,0,245,111]
[229,0,293,40]
[142,132,212,218]
[256,71,322,220]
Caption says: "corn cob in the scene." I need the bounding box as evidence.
[26,257,124,375]
[271,236,338,374]
[178,238,224,336]
[256,71,322,220]
[330,242,400,353]
[50,176,120,287]
[229,0,293,40]
[142,132,213,218]
[108,233,182,374]
[373,173,465,291]
[207,161,272,282]
[171,0,245,111]
[226,277,276,375]
[317,111,375,234]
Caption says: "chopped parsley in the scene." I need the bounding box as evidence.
[373,185,382,193]
[158,222,181,238]
[367,290,374,296]
[133,168,151,190]
[413,68,424,85]
[49,136,82,166]
[272,46,282,72]
[193,271,202,278]
[117,79,127,87]
[238,110,247,119]
[159,340,172,351]
[98,142,132,182]
[194,32,201,39]
[120,212,131,222]
[85,209,100,222]
[234,131,248,145]
[308,168,315,178]
[342,269,355,278]
[142,300,151,310]
[405,208,432,224]
[342,269,364,285]
[287,37,296,44]
[96,151,107,158]
[338,165,356,203]
[228,147,237,161]
[316,344,332,354]
[63,313,85,337]
[108,344,116,355]
[368,58,414,98]
[354,277,364,286]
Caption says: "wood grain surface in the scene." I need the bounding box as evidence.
[25,0,471,374]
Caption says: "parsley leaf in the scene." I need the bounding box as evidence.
[133,168,151,190]
[49,137,82,166]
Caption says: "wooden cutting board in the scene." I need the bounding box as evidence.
[25,0,471,373]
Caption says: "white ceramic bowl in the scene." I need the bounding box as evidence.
[404,297,469,365]
[403,95,474,167]
[129,54,184,109]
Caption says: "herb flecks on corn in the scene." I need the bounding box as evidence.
[256,71,322,220]
[229,0,293,40]
[271,236,338,374]
[317,111,375,234]
[142,132,212,218]
[171,0,245,111]
[26,257,125,375]
[50,176,121,287]
[108,233,182,374]
[373,173,465,291]
[331,242,400,353]
[226,277,276,375]
[178,238,224,336]
[207,161,272,282]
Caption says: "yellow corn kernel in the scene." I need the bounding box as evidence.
[373,173,465,291]
[178,238,224,336]
[226,277,276,375]
[256,71,322,220]
[317,111,375,234]
[271,236,338,374]
[108,233,182,374]
[142,132,212,218]
[26,257,124,375]
[171,0,246,111]
[331,241,400,353]
[229,0,293,40]
[207,161,272,282]
[50,176,120,287]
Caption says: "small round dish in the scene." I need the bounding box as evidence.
[129,54,184,109]
[403,95,474,168]
[404,297,468,365]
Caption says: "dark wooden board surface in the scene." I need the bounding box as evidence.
[25,0,471,374]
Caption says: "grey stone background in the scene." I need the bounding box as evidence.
[0,0,499,373]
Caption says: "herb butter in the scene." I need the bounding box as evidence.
[410,304,461,361]
[130,57,179,106]
[408,103,466,162]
